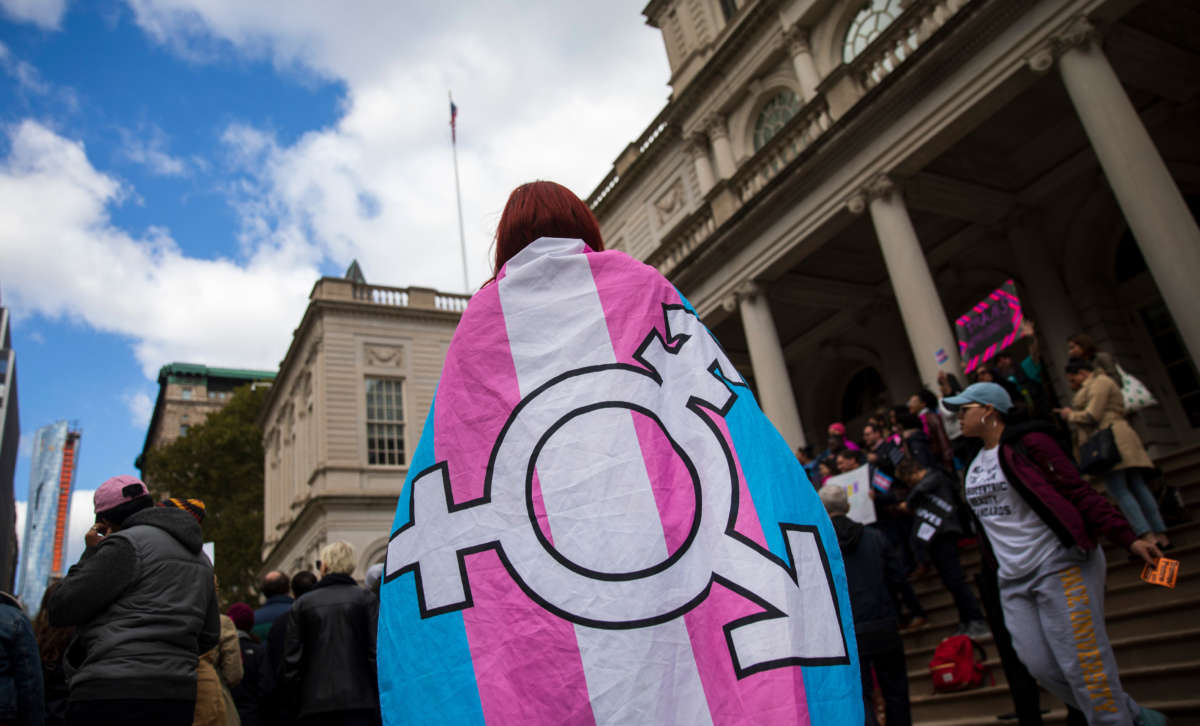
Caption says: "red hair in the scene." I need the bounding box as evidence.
[492,181,604,278]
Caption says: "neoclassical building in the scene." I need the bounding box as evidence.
[259,270,469,577]
[588,0,1200,455]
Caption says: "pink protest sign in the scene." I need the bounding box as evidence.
[955,280,1023,373]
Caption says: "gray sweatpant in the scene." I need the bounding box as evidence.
[999,547,1144,726]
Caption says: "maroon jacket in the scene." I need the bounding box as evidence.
[981,422,1137,564]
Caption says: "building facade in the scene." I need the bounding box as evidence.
[0,304,18,591]
[587,0,1200,455]
[137,363,276,472]
[16,421,80,609]
[259,275,469,578]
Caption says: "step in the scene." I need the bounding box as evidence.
[1156,443,1200,475]
[905,627,1200,691]
[909,519,1199,599]
[900,550,1200,653]
[915,697,1200,726]
[909,659,1200,723]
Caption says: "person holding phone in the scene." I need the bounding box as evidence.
[47,475,220,726]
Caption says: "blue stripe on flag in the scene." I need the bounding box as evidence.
[721,393,862,726]
[673,288,861,725]
[378,399,485,726]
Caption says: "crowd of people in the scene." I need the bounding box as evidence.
[805,326,1175,726]
[3,475,382,726]
[0,180,1182,726]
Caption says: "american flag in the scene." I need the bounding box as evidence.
[449,98,458,143]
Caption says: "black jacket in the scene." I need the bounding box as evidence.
[0,591,43,726]
[282,574,379,718]
[231,631,265,726]
[48,507,219,702]
[906,468,964,541]
[831,515,905,646]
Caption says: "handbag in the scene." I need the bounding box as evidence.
[1117,364,1158,413]
[1078,427,1120,475]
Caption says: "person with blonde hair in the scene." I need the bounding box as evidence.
[281,541,378,725]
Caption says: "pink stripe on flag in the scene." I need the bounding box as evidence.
[632,412,697,555]
[434,288,594,725]
[586,253,809,723]
[685,413,811,725]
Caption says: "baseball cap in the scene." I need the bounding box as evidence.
[828,422,847,435]
[94,475,150,517]
[943,382,1013,413]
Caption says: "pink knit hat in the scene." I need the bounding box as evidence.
[94,475,150,516]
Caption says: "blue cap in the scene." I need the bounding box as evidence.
[943,382,1013,413]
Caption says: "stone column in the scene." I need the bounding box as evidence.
[783,25,821,103]
[729,282,808,449]
[1047,18,1200,369]
[1006,209,1082,401]
[705,115,737,180]
[851,175,962,391]
[687,135,716,195]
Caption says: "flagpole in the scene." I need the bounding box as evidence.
[450,91,469,293]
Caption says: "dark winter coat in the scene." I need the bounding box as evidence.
[47,506,220,703]
[0,591,43,726]
[230,630,265,726]
[830,515,905,648]
[906,468,963,541]
[251,596,292,641]
[282,574,379,719]
[973,422,1138,569]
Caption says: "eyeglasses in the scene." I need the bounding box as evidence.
[956,403,983,417]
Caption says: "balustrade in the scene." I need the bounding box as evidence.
[849,0,970,91]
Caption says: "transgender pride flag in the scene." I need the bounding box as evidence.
[379,237,861,725]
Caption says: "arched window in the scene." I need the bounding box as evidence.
[752,91,801,151]
[841,367,887,424]
[842,0,905,63]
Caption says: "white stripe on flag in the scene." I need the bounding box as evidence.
[499,238,713,726]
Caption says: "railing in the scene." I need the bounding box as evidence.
[647,204,716,273]
[598,0,973,277]
[849,0,969,91]
[732,95,834,205]
[342,282,472,313]
[589,171,621,209]
[354,284,408,306]
[434,294,469,313]
[588,108,674,210]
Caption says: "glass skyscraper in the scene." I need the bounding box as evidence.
[16,421,80,610]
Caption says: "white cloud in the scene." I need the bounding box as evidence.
[17,431,32,458]
[0,41,80,112]
[0,0,68,30]
[120,124,194,177]
[27,330,44,344]
[0,120,317,377]
[124,390,154,428]
[64,488,94,567]
[1,4,669,381]
[125,0,670,293]
[0,40,48,94]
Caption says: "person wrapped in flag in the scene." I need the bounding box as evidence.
[378,181,862,725]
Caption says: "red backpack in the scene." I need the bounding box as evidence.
[929,635,987,692]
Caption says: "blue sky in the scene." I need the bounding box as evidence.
[2,0,667,569]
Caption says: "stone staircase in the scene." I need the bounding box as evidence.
[904,445,1200,725]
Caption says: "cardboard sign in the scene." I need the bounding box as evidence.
[955,279,1023,373]
[1140,557,1179,589]
[824,465,877,525]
